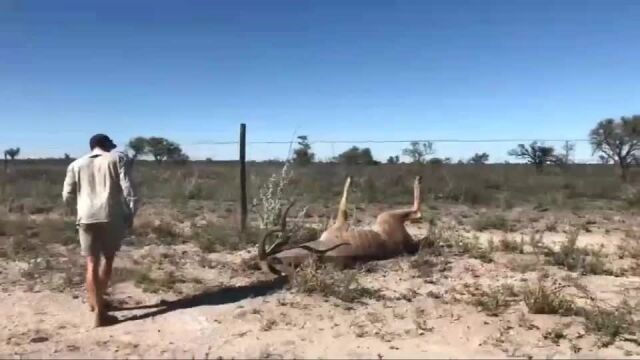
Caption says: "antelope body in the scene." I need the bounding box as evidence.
[259,176,423,275]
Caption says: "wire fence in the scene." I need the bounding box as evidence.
[185,138,601,164]
[3,137,606,164]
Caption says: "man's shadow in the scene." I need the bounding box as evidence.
[109,276,288,325]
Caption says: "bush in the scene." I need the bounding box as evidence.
[190,221,259,252]
[522,280,575,316]
[499,235,525,253]
[470,284,519,317]
[544,228,611,275]
[37,217,77,246]
[134,269,186,294]
[472,213,511,232]
[290,260,381,303]
[583,300,638,348]
[133,219,180,245]
[455,235,494,263]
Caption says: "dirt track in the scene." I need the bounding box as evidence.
[3,213,640,359]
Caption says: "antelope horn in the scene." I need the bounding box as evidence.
[258,200,297,276]
[294,242,350,256]
[279,199,296,231]
[258,229,288,276]
[258,199,350,276]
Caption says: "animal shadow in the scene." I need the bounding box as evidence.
[110,276,288,325]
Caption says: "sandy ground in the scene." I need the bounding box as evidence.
[2,207,640,359]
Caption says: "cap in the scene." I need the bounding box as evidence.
[89,133,116,150]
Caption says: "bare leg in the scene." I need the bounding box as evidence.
[332,176,352,229]
[99,254,115,309]
[377,176,423,222]
[89,254,116,312]
[86,256,104,326]
[100,254,114,291]
[88,255,118,327]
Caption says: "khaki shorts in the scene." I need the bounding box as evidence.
[78,221,125,257]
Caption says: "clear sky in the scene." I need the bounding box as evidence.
[1,0,638,161]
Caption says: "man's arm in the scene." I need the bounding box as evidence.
[62,163,77,206]
[117,152,138,224]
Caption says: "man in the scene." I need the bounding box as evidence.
[62,133,138,327]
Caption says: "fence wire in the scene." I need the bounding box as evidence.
[1,138,605,164]
[185,138,600,164]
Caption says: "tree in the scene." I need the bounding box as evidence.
[589,115,640,181]
[468,152,489,165]
[4,147,20,160]
[402,141,435,164]
[171,152,190,165]
[145,137,187,164]
[386,155,400,164]
[599,155,611,165]
[559,141,575,165]
[292,135,315,166]
[127,136,149,162]
[507,141,556,172]
[335,146,377,165]
[428,157,451,165]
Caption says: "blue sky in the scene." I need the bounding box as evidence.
[1,0,638,161]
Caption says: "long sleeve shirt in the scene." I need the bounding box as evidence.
[62,148,138,224]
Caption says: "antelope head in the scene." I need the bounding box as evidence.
[257,199,349,276]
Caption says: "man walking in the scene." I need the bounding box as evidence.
[63,134,138,327]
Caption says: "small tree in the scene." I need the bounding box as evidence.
[402,141,435,164]
[559,141,575,165]
[386,155,400,164]
[599,155,611,165]
[127,136,149,162]
[428,157,451,165]
[589,115,640,181]
[145,137,187,164]
[4,147,20,161]
[508,141,556,172]
[468,152,489,165]
[292,135,315,166]
[335,146,377,165]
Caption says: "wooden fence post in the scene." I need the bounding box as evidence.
[239,123,248,233]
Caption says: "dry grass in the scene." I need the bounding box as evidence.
[456,235,495,263]
[618,230,640,259]
[505,255,541,273]
[0,160,633,211]
[522,278,576,316]
[289,260,382,303]
[472,213,512,232]
[542,228,611,275]
[543,324,570,345]
[583,300,639,348]
[133,269,189,294]
[35,217,77,246]
[499,234,525,253]
[0,216,77,260]
[470,283,520,317]
[190,221,259,252]
[133,219,180,245]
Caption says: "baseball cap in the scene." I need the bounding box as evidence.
[89,133,116,150]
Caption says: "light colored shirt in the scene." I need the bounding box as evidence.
[62,148,138,224]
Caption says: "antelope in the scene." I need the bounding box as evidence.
[258,175,423,275]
